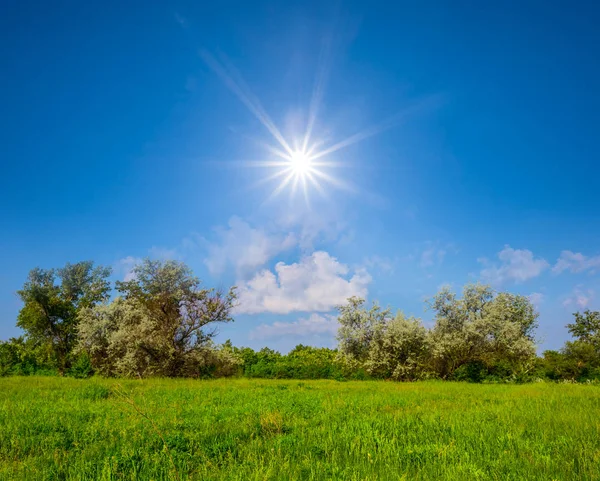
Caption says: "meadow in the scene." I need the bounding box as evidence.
[0,378,599,480]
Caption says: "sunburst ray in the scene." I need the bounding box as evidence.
[201,49,433,205]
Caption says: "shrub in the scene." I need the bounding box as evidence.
[68,352,94,379]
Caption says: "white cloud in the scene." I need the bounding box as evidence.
[562,286,594,309]
[420,248,446,268]
[236,251,372,314]
[115,256,142,281]
[204,216,296,278]
[553,250,600,275]
[148,246,179,260]
[479,245,549,285]
[528,292,545,308]
[249,313,338,340]
[114,248,178,283]
[276,209,349,251]
[364,255,396,274]
[418,241,457,268]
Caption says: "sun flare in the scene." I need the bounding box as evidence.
[290,150,312,175]
[201,50,414,206]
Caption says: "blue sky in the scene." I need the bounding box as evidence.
[1,1,599,352]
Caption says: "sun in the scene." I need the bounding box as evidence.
[201,50,413,205]
[290,150,312,175]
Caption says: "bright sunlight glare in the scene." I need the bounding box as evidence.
[290,150,312,175]
[201,49,425,206]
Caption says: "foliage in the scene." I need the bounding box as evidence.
[0,337,56,376]
[542,342,600,382]
[68,352,94,379]
[539,311,600,382]
[1,377,600,480]
[77,259,237,377]
[5,258,600,383]
[235,345,344,380]
[188,341,243,379]
[335,284,538,382]
[16,261,111,373]
[365,311,431,380]
[427,284,538,379]
[336,296,391,363]
[567,310,600,350]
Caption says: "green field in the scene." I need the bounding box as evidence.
[1,378,599,480]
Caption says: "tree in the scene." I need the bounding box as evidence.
[336,297,430,381]
[77,297,145,376]
[78,259,236,377]
[16,261,111,374]
[336,296,391,364]
[366,312,431,380]
[546,310,600,382]
[428,284,538,379]
[567,310,600,350]
[542,341,600,382]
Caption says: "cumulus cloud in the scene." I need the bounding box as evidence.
[479,245,549,285]
[249,313,338,340]
[204,216,296,278]
[562,286,594,309]
[236,251,372,314]
[553,250,600,275]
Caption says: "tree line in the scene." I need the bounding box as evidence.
[1,259,599,382]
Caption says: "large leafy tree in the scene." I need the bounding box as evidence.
[78,259,237,377]
[366,311,431,381]
[16,261,111,374]
[336,296,391,364]
[428,284,538,378]
[567,310,600,350]
[336,298,430,380]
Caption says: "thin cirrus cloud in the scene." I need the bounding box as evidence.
[528,292,545,309]
[115,247,178,282]
[420,247,447,268]
[562,286,595,309]
[363,255,396,274]
[115,256,142,281]
[479,245,549,285]
[552,250,600,275]
[249,313,339,341]
[235,251,371,315]
[418,241,458,269]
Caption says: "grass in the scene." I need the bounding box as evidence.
[0,377,599,480]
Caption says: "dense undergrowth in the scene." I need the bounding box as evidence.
[234,345,600,383]
[3,342,600,384]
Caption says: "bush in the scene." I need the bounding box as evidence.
[0,338,55,376]
[233,345,344,380]
[68,352,94,379]
[452,361,487,383]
